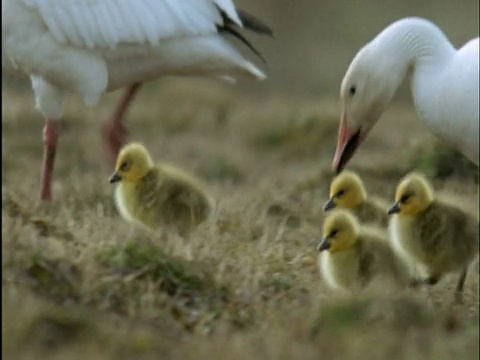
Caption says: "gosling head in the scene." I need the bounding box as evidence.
[109,142,154,184]
[323,170,367,211]
[387,172,434,216]
[318,210,360,253]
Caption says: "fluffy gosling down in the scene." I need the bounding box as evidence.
[388,172,479,301]
[109,143,214,235]
[317,210,410,294]
[323,170,389,227]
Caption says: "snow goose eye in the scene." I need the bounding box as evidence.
[349,85,357,97]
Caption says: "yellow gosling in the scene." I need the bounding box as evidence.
[323,170,389,227]
[317,210,410,294]
[109,142,214,235]
[387,172,479,301]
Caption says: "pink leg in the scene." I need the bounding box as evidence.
[102,82,142,166]
[40,119,61,201]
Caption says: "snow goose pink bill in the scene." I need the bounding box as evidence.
[332,17,479,174]
[2,0,272,200]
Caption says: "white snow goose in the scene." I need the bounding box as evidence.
[332,17,479,173]
[2,0,272,200]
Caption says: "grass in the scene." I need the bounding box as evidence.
[2,77,479,360]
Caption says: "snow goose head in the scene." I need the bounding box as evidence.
[333,43,408,174]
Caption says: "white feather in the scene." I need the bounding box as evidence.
[102,0,122,46]
[92,2,115,47]
[25,0,240,49]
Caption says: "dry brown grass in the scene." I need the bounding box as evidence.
[2,77,479,360]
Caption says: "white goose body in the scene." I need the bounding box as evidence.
[3,0,265,117]
[334,17,479,172]
[404,23,479,165]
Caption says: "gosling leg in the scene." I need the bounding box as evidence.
[454,268,468,304]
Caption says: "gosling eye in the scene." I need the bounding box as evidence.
[119,161,129,171]
[400,194,411,204]
[329,229,339,238]
[336,189,346,198]
[349,85,356,97]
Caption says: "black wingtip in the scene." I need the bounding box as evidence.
[220,26,267,63]
[216,7,273,64]
[236,9,274,38]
